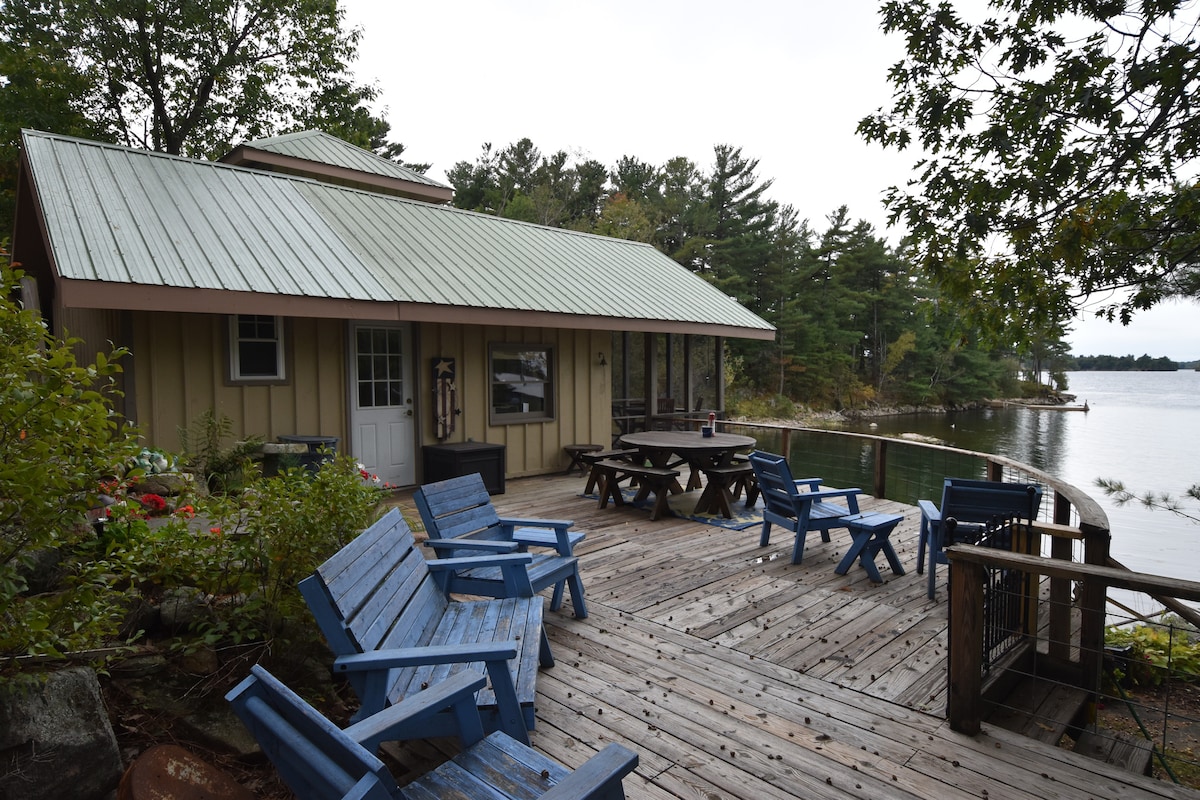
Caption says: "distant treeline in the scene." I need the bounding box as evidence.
[1071,354,1187,371]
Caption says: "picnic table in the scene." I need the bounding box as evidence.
[618,430,756,517]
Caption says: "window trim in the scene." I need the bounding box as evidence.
[488,343,555,425]
[228,314,287,384]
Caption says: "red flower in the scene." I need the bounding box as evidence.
[175,504,195,518]
[139,493,168,513]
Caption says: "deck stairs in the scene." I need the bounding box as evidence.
[985,675,1153,775]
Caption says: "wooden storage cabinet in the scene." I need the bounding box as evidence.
[423,442,506,494]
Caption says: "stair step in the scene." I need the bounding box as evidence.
[985,678,1089,745]
[1074,728,1154,775]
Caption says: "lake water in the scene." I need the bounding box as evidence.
[837,370,1200,584]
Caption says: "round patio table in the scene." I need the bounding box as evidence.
[618,430,757,507]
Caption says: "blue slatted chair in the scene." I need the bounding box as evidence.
[298,507,550,745]
[227,665,639,800]
[748,451,864,564]
[415,473,588,618]
[917,477,1043,600]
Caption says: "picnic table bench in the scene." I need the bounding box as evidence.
[592,458,680,521]
[298,507,552,745]
[692,461,756,518]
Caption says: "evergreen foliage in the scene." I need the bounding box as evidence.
[1074,354,1181,371]
[445,136,1023,409]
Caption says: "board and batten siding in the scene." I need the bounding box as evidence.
[60,308,612,483]
[56,306,134,422]
[130,312,347,453]
[416,323,612,478]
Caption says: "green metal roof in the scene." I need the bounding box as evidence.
[19,130,775,339]
[231,129,450,190]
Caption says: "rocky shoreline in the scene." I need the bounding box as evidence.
[730,395,1079,429]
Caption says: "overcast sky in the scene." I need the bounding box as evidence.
[341,0,1199,362]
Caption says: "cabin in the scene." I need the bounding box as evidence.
[10,129,774,487]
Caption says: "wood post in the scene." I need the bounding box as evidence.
[873,439,888,499]
[948,555,986,735]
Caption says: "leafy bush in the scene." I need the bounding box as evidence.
[727,392,797,421]
[0,262,142,657]
[190,454,385,645]
[177,408,262,493]
[1105,618,1200,687]
[95,454,385,651]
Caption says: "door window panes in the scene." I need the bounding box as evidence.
[357,327,405,409]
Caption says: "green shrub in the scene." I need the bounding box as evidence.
[727,392,797,421]
[177,408,262,494]
[0,262,142,658]
[1105,618,1200,686]
[168,454,384,648]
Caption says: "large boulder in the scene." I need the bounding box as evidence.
[127,472,195,498]
[0,666,123,800]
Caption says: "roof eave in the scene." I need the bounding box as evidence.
[56,279,777,339]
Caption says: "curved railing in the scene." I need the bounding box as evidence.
[712,419,1109,536]
[690,418,1200,758]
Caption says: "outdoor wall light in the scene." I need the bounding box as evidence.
[598,352,607,366]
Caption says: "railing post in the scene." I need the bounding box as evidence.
[1042,498,1071,662]
[780,428,791,461]
[1048,534,1074,661]
[947,554,986,735]
[873,439,888,499]
[1079,525,1111,720]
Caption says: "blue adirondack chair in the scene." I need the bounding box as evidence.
[415,473,588,618]
[227,665,639,800]
[917,477,1043,600]
[298,507,550,744]
[747,451,864,564]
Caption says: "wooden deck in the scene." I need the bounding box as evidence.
[382,473,1199,799]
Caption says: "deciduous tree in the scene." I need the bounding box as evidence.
[858,0,1200,343]
[0,0,382,159]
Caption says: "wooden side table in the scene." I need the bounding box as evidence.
[836,512,906,583]
[563,443,602,474]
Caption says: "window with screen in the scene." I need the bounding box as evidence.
[229,315,285,381]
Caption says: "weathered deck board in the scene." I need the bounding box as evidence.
[378,474,1199,799]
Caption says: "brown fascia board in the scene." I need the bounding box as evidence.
[54,278,776,339]
[222,145,454,205]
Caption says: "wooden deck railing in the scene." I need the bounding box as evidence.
[611,415,1200,760]
[946,546,1200,735]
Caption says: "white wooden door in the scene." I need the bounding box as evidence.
[349,324,414,487]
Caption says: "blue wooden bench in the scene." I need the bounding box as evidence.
[227,665,639,799]
[748,451,864,564]
[917,477,1043,600]
[414,473,588,618]
[298,507,552,745]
